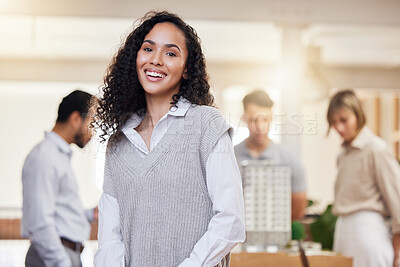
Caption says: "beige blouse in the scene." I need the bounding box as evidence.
[333,127,400,233]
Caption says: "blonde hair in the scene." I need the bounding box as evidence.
[327,89,366,134]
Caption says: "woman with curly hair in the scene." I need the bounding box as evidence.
[93,11,245,267]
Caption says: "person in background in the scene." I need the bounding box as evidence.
[21,90,98,267]
[327,89,400,267]
[93,11,245,267]
[234,90,307,221]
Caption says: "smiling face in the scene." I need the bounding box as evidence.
[136,22,188,99]
[330,108,359,143]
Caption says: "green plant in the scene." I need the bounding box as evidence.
[291,220,306,240]
[309,204,337,250]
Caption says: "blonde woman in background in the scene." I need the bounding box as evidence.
[327,89,400,267]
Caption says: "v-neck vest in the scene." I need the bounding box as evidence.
[103,105,232,267]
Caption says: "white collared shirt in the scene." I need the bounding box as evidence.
[21,131,92,267]
[95,98,245,267]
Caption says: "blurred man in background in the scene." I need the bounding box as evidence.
[21,90,97,267]
[234,90,307,221]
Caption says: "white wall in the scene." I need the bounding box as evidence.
[300,98,342,210]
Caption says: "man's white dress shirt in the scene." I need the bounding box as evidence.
[22,131,93,267]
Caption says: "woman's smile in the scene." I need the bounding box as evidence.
[145,68,167,81]
[136,22,187,97]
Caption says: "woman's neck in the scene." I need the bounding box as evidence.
[142,92,177,129]
[344,127,363,146]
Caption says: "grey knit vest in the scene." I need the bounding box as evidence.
[103,105,233,267]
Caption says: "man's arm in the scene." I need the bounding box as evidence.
[84,207,98,222]
[291,191,307,221]
[288,149,307,221]
[22,156,71,267]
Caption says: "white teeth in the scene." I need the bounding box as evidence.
[146,71,166,78]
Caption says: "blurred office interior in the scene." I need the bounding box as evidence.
[0,0,399,266]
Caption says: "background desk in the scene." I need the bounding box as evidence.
[231,252,352,267]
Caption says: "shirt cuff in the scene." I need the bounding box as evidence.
[85,208,95,222]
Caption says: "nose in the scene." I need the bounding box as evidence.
[255,119,268,134]
[255,120,262,131]
[150,50,163,66]
[335,123,345,133]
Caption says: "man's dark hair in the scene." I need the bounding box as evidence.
[56,90,93,123]
[243,90,274,110]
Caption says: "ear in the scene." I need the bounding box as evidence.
[68,111,82,128]
[182,69,188,80]
[241,114,247,126]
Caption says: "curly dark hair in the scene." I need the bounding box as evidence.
[93,11,213,142]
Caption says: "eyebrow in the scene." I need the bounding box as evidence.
[143,39,181,52]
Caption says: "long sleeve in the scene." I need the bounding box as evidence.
[22,157,71,267]
[94,192,125,267]
[85,208,95,222]
[289,152,307,193]
[372,146,400,234]
[178,131,246,267]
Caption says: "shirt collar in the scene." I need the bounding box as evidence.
[342,126,371,150]
[45,131,73,157]
[169,97,191,117]
[122,97,191,131]
[240,138,275,159]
